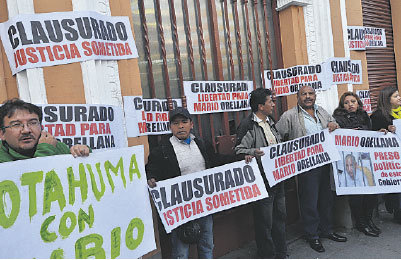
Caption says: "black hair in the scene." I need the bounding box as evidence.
[0,98,42,129]
[337,91,364,111]
[376,86,398,121]
[249,88,272,112]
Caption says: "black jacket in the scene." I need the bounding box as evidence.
[370,109,394,131]
[145,135,232,181]
[333,108,371,130]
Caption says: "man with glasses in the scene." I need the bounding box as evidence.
[0,98,89,162]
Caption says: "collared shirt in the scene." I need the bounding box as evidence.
[253,113,277,145]
[299,104,323,135]
[170,134,206,175]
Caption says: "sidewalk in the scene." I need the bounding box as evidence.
[220,203,401,259]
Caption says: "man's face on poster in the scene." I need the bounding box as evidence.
[345,157,356,179]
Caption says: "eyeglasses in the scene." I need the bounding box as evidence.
[3,120,41,131]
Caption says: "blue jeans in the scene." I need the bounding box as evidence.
[171,215,214,258]
[253,182,287,258]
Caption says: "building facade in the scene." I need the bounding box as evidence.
[0,0,400,257]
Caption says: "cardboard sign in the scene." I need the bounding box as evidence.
[261,130,340,187]
[0,146,156,258]
[356,90,372,113]
[325,58,362,85]
[332,129,401,195]
[123,96,182,137]
[263,64,329,96]
[183,81,252,114]
[40,104,126,150]
[149,160,268,233]
[0,11,138,74]
[348,26,386,50]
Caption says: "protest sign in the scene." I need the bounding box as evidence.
[365,27,386,48]
[393,119,401,140]
[260,130,340,187]
[347,26,386,50]
[149,160,268,233]
[123,96,182,137]
[332,129,401,195]
[263,64,329,96]
[183,81,252,114]
[0,145,156,258]
[348,26,366,50]
[325,57,362,85]
[0,11,138,75]
[356,90,372,113]
[40,104,126,150]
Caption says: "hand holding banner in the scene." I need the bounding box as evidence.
[148,160,268,233]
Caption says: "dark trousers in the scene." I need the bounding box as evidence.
[348,194,377,227]
[298,165,333,239]
[253,182,287,258]
[385,193,401,222]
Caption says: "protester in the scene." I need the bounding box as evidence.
[0,98,89,162]
[145,107,232,259]
[275,86,346,253]
[370,86,401,223]
[235,88,287,259]
[333,92,380,237]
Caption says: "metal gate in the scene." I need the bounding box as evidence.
[362,0,398,108]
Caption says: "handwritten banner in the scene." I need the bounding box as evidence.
[123,96,182,137]
[325,57,362,85]
[183,81,252,114]
[348,26,386,50]
[149,160,268,233]
[260,130,340,187]
[40,104,126,150]
[0,11,138,74]
[0,146,156,258]
[332,129,401,195]
[263,64,329,96]
[356,90,372,113]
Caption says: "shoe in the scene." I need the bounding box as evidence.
[321,232,347,242]
[356,226,379,237]
[307,239,325,253]
[367,219,381,234]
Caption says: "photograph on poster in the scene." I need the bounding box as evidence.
[335,151,376,187]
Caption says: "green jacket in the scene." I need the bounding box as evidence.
[0,141,71,163]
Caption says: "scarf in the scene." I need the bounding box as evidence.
[391,106,401,119]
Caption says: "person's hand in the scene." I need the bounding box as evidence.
[245,155,254,164]
[70,145,90,157]
[254,149,265,157]
[388,125,396,133]
[328,122,339,132]
[147,178,157,188]
[38,131,57,147]
[379,128,389,134]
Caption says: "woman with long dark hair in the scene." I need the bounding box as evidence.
[371,86,401,222]
[333,92,380,237]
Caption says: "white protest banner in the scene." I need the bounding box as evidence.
[364,27,386,48]
[149,160,268,233]
[260,130,340,187]
[348,26,386,50]
[325,57,363,85]
[123,96,182,137]
[0,145,156,258]
[356,90,372,113]
[348,26,366,50]
[40,104,126,150]
[332,129,401,195]
[263,64,329,96]
[0,11,138,75]
[183,81,252,114]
